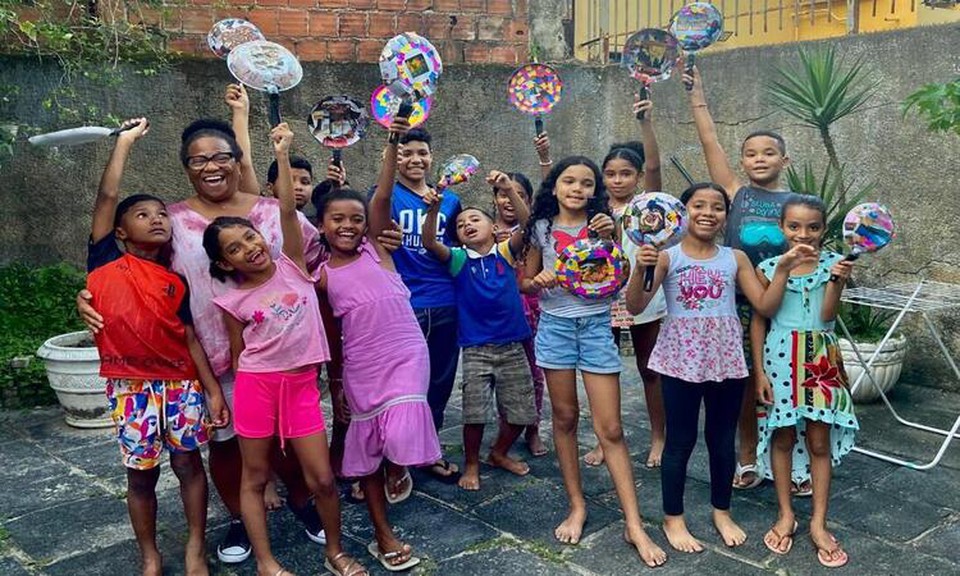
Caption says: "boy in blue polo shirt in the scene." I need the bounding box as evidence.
[423,170,536,491]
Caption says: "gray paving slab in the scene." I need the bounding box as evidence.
[436,545,578,575]
[0,556,32,576]
[911,519,960,565]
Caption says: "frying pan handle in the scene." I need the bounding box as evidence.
[684,54,696,92]
[636,85,649,120]
[643,266,655,292]
[535,116,544,137]
[331,149,342,169]
[388,99,415,144]
[109,121,142,136]
[268,91,282,127]
[829,252,860,283]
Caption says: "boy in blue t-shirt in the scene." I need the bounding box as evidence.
[422,171,536,491]
[370,126,463,481]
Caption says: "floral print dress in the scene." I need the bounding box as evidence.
[755,251,859,483]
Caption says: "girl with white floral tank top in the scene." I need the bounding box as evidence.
[625,183,817,555]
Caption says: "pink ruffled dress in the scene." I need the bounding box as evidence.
[321,241,441,477]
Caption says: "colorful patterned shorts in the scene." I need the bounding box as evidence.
[107,378,210,470]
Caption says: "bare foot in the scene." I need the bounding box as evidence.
[624,524,667,567]
[142,552,162,576]
[663,515,703,553]
[713,509,747,547]
[645,436,664,468]
[458,461,480,491]
[185,541,208,576]
[264,479,284,511]
[554,507,587,544]
[525,428,548,457]
[488,451,530,476]
[583,444,604,466]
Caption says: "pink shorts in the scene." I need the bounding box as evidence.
[234,368,325,447]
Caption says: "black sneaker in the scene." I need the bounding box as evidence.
[289,500,327,545]
[217,519,252,564]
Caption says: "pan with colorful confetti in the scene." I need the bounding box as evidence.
[507,63,563,136]
[670,2,723,87]
[831,203,895,281]
[227,40,302,126]
[307,95,368,168]
[555,239,631,300]
[207,19,265,59]
[621,29,679,119]
[623,192,688,291]
[379,32,443,142]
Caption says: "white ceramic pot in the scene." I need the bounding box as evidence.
[839,334,907,403]
[36,331,111,428]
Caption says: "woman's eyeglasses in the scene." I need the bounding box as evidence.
[186,152,234,170]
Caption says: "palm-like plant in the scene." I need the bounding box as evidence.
[765,46,880,195]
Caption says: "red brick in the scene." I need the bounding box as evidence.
[357,38,383,61]
[327,39,358,61]
[463,43,489,63]
[318,0,348,5]
[278,9,310,36]
[477,16,505,41]
[406,0,433,8]
[434,0,459,11]
[514,0,527,15]
[179,8,213,34]
[368,12,396,37]
[507,20,528,40]
[247,8,280,35]
[338,12,367,36]
[487,0,514,15]
[130,7,165,28]
[348,0,377,7]
[309,11,338,36]
[376,0,406,8]
[288,0,318,6]
[449,15,475,40]
[489,44,518,64]
[515,42,529,60]
[256,0,288,6]
[396,13,423,33]
[169,36,206,56]
[297,38,327,60]
[425,13,454,38]
[460,0,484,11]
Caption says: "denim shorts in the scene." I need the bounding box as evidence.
[535,310,622,374]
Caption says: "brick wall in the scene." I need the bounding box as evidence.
[140,0,529,64]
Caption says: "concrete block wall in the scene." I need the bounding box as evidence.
[142,0,530,64]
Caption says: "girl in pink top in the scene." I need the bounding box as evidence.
[207,124,365,576]
[316,122,440,573]
[626,183,815,556]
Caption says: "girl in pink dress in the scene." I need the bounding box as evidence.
[206,124,366,576]
[316,120,440,573]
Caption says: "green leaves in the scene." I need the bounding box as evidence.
[903,78,960,137]
[766,45,880,133]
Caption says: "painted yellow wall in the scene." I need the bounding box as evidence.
[574,0,960,61]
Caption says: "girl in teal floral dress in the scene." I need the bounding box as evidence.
[753,195,858,568]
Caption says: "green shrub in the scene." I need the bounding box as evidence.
[0,262,86,409]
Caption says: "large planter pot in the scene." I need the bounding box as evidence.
[36,331,111,428]
[839,334,907,403]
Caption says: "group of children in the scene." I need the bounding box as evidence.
[79,65,860,575]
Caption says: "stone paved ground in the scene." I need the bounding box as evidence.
[1,362,959,575]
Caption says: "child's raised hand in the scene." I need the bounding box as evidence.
[756,373,774,406]
[636,244,659,268]
[534,132,551,161]
[224,83,249,114]
[680,60,703,96]
[777,244,819,271]
[423,189,443,213]
[494,225,511,243]
[116,117,149,143]
[830,259,855,282]
[270,122,294,154]
[327,161,346,187]
[377,220,404,253]
[532,269,557,290]
[633,95,653,118]
[588,213,615,239]
[486,170,511,189]
[388,116,411,139]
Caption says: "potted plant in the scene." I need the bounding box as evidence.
[36,330,110,428]
[836,303,906,403]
